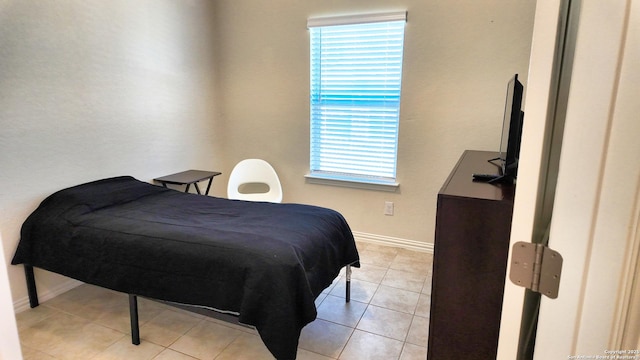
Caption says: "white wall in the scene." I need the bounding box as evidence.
[213,0,536,246]
[0,1,221,307]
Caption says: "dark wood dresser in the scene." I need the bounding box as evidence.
[427,150,516,360]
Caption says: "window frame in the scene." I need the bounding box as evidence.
[306,12,407,190]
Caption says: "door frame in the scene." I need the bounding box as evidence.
[498,0,640,358]
[497,0,571,355]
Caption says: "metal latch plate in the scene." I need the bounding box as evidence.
[509,242,563,299]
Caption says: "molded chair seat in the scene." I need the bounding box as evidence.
[227,159,283,203]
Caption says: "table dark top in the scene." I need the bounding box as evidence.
[154,170,221,185]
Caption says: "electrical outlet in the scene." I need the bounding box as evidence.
[384,201,394,216]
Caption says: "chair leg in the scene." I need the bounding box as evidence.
[129,294,140,345]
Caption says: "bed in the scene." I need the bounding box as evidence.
[11,176,360,360]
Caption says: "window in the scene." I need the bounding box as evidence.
[307,12,406,187]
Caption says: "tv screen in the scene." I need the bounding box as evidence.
[474,74,524,184]
[498,74,524,179]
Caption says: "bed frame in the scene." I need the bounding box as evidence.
[22,263,353,346]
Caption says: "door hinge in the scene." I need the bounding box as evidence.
[509,242,563,299]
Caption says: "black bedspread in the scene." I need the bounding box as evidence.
[12,176,360,359]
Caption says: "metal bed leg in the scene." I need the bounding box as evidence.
[345,265,352,303]
[24,265,39,308]
[129,294,140,345]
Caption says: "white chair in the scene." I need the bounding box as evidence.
[227,159,283,203]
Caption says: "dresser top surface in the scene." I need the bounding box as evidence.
[439,150,515,201]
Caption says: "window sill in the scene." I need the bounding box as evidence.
[305,174,399,192]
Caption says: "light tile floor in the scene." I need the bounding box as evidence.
[16,241,432,360]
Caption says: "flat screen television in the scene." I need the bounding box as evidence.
[474,73,524,183]
[499,73,524,179]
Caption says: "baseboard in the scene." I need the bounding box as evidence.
[353,231,434,253]
[13,278,82,313]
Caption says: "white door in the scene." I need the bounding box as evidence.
[498,0,640,359]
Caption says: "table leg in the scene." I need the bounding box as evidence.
[205,178,213,195]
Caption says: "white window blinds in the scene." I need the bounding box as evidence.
[308,12,406,184]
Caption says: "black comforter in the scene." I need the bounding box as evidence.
[12,176,360,359]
